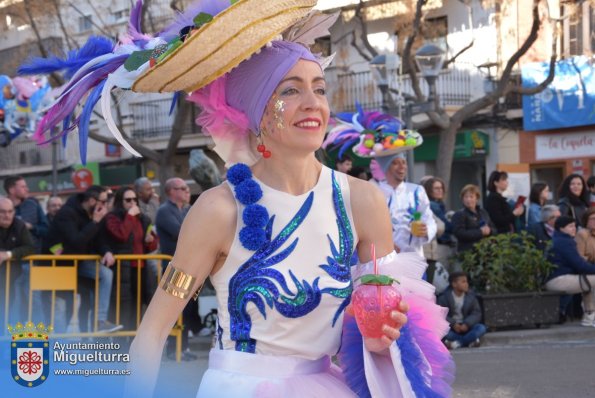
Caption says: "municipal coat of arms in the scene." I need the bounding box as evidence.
[8,321,53,387]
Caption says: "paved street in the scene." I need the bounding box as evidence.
[152,329,595,398]
[452,340,595,397]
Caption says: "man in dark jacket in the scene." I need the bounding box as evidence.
[43,186,122,333]
[437,271,486,349]
[155,178,190,257]
[4,176,48,251]
[0,196,35,329]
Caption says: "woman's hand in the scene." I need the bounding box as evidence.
[363,299,409,354]
[128,205,141,217]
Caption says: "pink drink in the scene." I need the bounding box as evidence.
[352,282,401,338]
[352,244,401,338]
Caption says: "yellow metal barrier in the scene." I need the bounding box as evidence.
[1,254,186,362]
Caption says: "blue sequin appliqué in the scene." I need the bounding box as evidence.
[227,168,355,352]
[228,191,316,352]
[320,170,355,326]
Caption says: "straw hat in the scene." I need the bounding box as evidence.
[132,0,317,93]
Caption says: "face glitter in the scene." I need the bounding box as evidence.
[274,98,286,129]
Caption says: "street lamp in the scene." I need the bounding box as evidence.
[369,43,445,182]
[414,43,446,108]
[369,54,400,114]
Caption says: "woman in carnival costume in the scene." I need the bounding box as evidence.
[21,0,453,396]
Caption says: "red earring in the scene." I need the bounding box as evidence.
[257,143,271,158]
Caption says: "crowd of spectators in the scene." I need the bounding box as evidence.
[332,157,595,345]
[0,175,210,360]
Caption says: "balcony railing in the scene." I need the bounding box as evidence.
[130,98,200,140]
[327,62,486,113]
[0,137,64,171]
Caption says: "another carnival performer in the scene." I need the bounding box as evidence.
[323,106,437,258]
[20,1,454,396]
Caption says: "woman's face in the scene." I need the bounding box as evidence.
[259,60,329,154]
[122,190,138,211]
[569,177,583,197]
[432,181,444,200]
[540,185,550,204]
[495,177,508,192]
[462,192,477,210]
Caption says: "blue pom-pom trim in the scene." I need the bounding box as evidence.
[239,227,267,251]
[227,163,252,185]
[243,204,269,228]
[235,179,263,205]
[227,163,269,252]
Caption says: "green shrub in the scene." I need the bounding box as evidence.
[455,231,554,294]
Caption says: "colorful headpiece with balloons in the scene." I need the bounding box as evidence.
[322,103,422,159]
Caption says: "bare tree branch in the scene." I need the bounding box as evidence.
[510,10,559,95]
[83,0,116,38]
[354,0,378,59]
[50,0,79,50]
[331,30,353,45]
[142,0,157,34]
[24,0,65,86]
[162,94,191,161]
[350,31,374,61]
[493,0,542,97]
[403,0,426,100]
[443,39,474,68]
[88,130,161,160]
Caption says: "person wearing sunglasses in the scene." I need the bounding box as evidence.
[103,187,159,333]
[42,185,121,333]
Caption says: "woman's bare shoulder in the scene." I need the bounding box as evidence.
[345,175,393,256]
[187,183,236,224]
[346,175,386,209]
[174,183,237,273]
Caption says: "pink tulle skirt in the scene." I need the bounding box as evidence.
[196,349,356,398]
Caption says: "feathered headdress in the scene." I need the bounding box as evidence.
[323,102,422,159]
[18,0,337,165]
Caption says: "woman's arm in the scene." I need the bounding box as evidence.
[104,212,134,242]
[125,185,236,397]
[349,177,407,351]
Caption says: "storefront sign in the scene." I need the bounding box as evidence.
[522,55,595,131]
[535,131,595,160]
[414,130,489,162]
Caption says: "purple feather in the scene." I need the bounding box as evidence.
[406,311,455,396]
[19,36,115,79]
[128,0,145,40]
[78,80,106,164]
[169,91,180,115]
[337,314,372,398]
[398,323,442,397]
[34,55,127,142]
[337,137,359,159]
[158,0,231,41]
[55,54,125,104]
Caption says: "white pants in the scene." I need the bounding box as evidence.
[545,274,595,312]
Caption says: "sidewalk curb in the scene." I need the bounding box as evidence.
[482,321,595,346]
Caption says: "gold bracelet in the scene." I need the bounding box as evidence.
[160,262,198,300]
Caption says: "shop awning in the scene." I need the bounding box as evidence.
[414,130,489,162]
